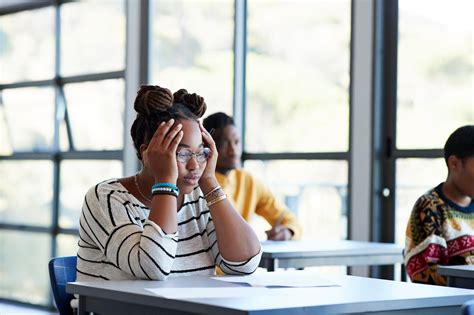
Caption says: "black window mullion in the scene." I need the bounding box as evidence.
[58,86,74,151]
[371,0,399,280]
[50,0,62,265]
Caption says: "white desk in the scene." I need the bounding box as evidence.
[438,265,474,289]
[260,240,404,271]
[67,271,474,315]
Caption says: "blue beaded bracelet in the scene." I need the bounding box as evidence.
[151,183,179,195]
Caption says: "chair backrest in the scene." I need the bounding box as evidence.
[48,256,77,315]
[462,299,474,315]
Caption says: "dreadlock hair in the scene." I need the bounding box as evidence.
[444,125,474,166]
[130,85,207,160]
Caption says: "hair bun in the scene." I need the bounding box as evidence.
[173,88,207,118]
[134,85,173,115]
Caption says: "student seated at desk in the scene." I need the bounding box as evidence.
[203,112,302,241]
[76,85,261,281]
[404,125,474,285]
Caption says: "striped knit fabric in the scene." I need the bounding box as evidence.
[404,183,474,285]
[76,179,261,281]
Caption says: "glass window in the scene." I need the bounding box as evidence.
[61,0,126,76]
[395,158,446,244]
[0,161,53,226]
[246,0,351,152]
[397,0,474,149]
[0,104,12,155]
[60,160,123,229]
[64,79,125,150]
[57,234,79,257]
[151,0,233,115]
[0,8,54,83]
[0,231,51,305]
[2,87,55,152]
[244,160,348,240]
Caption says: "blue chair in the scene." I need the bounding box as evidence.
[48,256,77,315]
[462,299,474,315]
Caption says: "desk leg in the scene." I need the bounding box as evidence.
[268,259,279,272]
[401,263,407,282]
[77,296,88,315]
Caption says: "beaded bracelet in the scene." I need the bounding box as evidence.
[151,183,179,195]
[152,186,175,193]
[206,194,227,207]
[152,182,179,190]
[152,190,178,198]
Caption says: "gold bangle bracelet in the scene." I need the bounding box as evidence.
[206,194,227,207]
[205,188,225,203]
[204,185,221,199]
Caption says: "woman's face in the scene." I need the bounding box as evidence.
[176,119,207,194]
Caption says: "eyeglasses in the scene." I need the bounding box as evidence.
[176,147,210,163]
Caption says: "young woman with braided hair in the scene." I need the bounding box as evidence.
[76,85,261,281]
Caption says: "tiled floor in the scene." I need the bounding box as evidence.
[0,302,56,315]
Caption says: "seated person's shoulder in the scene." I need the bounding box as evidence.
[234,168,252,180]
[86,178,123,199]
[414,185,444,208]
[410,184,446,220]
[234,169,263,187]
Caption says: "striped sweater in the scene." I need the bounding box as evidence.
[76,179,262,281]
[404,183,474,285]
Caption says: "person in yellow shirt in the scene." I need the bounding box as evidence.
[203,112,302,240]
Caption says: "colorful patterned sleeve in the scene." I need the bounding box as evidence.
[404,194,448,285]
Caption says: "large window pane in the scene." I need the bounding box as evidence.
[0,161,53,226]
[152,0,233,115]
[60,160,122,229]
[395,158,447,245]
[397,0,474,149]
[246,0,351,152]
[61,0,126,76]
[2,87,55,152]
[57,234,79,257]
[244,160,348,240]
[0,105,12,155]
[0,8,54,83]
[64,79,124,150]
[0,231,51,305]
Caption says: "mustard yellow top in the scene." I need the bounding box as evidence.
[216,169,302,240]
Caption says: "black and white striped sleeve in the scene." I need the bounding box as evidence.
[80,185,178,280]
[204,204,262,275]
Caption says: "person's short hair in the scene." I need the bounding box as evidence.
[202,112,234,133]
[444,125,474,165]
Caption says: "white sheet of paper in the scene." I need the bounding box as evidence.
[146,287,283,299]
[212,271,338,288]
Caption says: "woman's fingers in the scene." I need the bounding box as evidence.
[147,119,184,152]
[169,130,184,153]
[162,123,183,149]
[148,119,173,148]
[199,121,217,152]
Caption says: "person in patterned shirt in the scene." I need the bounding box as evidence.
[404,125,474,285]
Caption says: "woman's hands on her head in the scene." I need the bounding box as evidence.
[198,120,218,188]
[142,119,183,184]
